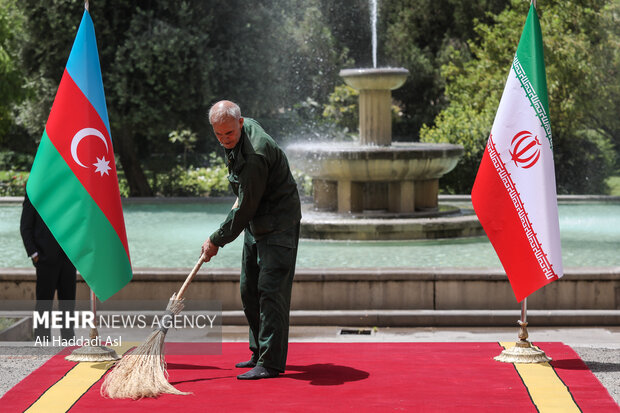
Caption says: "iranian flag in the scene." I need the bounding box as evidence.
[26,10,132,301]
[471,3,563,302]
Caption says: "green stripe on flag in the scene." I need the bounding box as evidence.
[27,131,131,301]
[516,4,548,111]
[515,4,552,146]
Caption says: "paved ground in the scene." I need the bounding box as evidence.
[0,326,618,406]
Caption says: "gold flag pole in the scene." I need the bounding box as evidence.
[494,297,552,363]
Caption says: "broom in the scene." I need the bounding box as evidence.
[101,255,206,399]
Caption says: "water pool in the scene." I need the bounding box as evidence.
[1,201,618,269]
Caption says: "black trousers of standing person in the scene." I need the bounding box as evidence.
[34,250,77,341]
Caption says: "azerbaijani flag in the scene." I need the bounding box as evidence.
[471,3,563,302]
[26,10,132,301]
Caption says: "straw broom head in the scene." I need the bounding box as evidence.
[101,293,188,399]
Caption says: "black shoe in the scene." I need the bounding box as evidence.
[235,360,257,368]
[237,365,280,380]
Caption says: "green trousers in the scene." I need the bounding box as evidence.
[240,224,299,372]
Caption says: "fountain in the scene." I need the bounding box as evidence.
[286,1,480,240]
[286,69,479,239]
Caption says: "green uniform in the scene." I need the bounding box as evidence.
[210,118,301,372]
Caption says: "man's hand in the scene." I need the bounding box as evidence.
[201,238,219,263]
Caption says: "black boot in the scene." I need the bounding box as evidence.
[237,365,280,380]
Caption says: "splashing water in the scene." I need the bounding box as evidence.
[370,0,378,68]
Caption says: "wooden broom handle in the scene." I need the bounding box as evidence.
[176,254,206,300]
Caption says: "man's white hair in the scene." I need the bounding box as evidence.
[209,100,241,124]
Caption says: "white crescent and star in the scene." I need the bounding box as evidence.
[70,127,112,176]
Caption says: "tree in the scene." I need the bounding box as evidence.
[204,0,351,122]
[0,0,27,149]
[11,0,358,194]
[105,1,213,195]
[318,0,371,67]
[15,0,214,196]
[420,0,620,194]
[169,128,197,169]
[382,0,509,140]
[284,0,352,106]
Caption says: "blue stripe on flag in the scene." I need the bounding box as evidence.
[65,11,112,140]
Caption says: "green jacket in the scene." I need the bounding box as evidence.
[210,118,301,246]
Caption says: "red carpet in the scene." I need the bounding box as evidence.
[2,342,618,412]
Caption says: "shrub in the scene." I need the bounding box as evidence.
[322,85,359,133]
[0,171,28,196]
[0,151,33,171]
[152,152,231,197]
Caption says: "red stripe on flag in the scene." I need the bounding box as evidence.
[45,70,130,258]
[472,141,557,301]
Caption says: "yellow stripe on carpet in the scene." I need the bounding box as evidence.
[24,343,136,413]
[499,342,581,413]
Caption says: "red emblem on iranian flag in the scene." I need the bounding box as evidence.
[510,130,541,169]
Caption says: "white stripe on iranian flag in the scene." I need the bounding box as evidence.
[490,56,563,281]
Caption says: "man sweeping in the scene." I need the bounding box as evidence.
[202,100,301,380]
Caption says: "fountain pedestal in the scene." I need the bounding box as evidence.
[340,68,408,146]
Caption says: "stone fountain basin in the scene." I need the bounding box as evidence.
[340,67,409,90]
[286,142,464,181]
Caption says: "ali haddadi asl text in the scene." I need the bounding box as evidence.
[32,310,218,346]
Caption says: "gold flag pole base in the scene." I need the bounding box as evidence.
[65,290,119,362]
[65,327,120,362]
[494,319,552,364]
